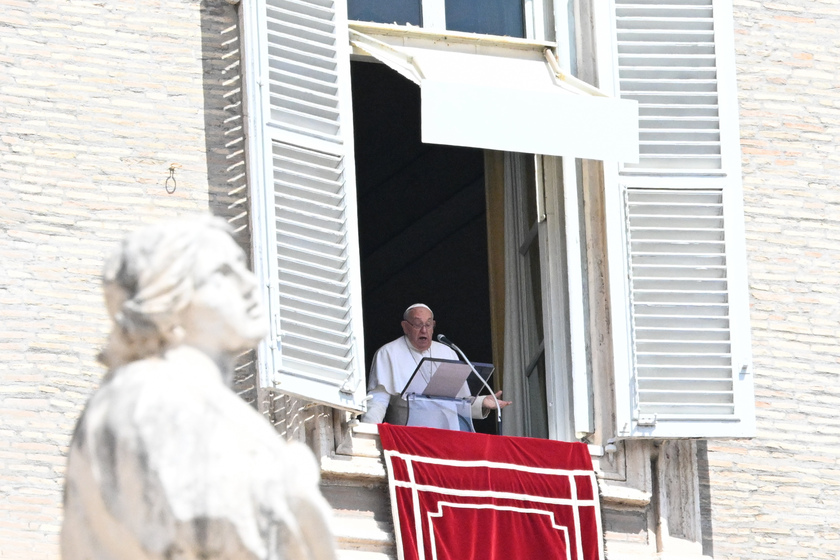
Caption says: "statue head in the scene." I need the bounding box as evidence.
[100,215,267,369]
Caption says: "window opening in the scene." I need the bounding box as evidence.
[445,0,523,37]
[507,153,550,438]
[350,60,498,433]
[348,0,420,27]
[348,0,524,38]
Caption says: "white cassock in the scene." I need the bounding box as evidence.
[360,336,486,427]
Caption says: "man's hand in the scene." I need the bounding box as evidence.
[481,391,512,410]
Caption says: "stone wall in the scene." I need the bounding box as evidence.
[3,0,840,559]
[706,2,840,558]
[0,1,245,556]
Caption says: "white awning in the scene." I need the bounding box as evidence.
[349,23,639,162]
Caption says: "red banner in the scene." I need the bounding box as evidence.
[378,424,603,560]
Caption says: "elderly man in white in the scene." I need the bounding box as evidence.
[361,303,510,428]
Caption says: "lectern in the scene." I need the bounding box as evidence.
[399,358,494,432]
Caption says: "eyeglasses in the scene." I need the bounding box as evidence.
[406,320,435,331]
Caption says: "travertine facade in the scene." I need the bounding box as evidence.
[0,1,248,556]
[1,0,839,558]
[703,3,840,557]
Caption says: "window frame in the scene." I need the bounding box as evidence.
[238,0,717,444]
[346,10,614,442]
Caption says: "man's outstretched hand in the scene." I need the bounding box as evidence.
[482,391,512,410]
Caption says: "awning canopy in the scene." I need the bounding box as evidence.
[349,23,639,162]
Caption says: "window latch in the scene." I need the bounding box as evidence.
[636,413,657,427]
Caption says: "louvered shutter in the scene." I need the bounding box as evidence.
[243,0,366,411]
[600,0,755,437]
[616,0,721,171]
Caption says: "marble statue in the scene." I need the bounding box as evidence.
[61,215,336,560]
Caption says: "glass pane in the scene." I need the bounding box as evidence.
[516,152,547,438]
[445,0,524,38]
[348,0,421,26]
[526,241,544,344]
[523,155,538,229]
[523,155,543,349]
[525,354,548,438]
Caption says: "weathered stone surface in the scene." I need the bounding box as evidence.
[61,217,336,560]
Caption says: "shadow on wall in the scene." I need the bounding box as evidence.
[199,2,260,410]
[200,1,251,254]
[696,440,715,558]
[198,3,319,443]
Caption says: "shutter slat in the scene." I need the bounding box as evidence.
[278,281,349,315]
[268,4,335,33]
[618,43,715,56]
[635,353,730,366]
[282,329,353,354]
[280,302,349,329]
[633,303,729,315]
[624,94,718,105]
[636,328,731,341]
[277,292,350,323]
[281,357,350,380]
[269,93,341,122]
[267,36,336,67]
[269,66,338,96]
[635,318,730,329]
[281,352,352,375]
[619,60,716,72]
[638,367,732,378]
[638,390,733,403]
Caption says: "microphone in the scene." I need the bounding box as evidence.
[435,334,502,427]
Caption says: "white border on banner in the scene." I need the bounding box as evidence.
[383,450,604,560]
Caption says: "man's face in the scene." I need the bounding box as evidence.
[401,307,435,351]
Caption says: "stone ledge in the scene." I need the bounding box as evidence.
[350,422,381,437]
[321,454,387,482]
[332,514,393,543]
[338,551,395,560]
[598,481,652,508]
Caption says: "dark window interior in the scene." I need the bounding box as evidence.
[348,0,421,27]
[351,61,495,424]
[348,0,523,38]
[445,0,523,37]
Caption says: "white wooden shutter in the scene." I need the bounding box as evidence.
[616,0,721,171]
[600,0,755,437]
[243,0,366,411]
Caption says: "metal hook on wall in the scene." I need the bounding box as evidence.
[165,163,181,194]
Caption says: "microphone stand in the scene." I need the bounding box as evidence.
[437,335,502,434]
